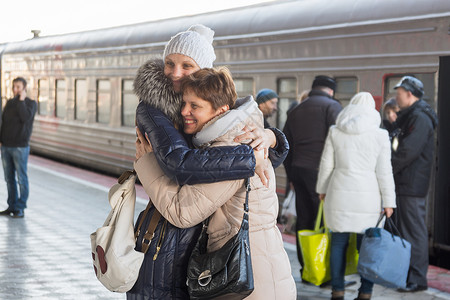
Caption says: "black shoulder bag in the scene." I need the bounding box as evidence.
[186,178,254,300]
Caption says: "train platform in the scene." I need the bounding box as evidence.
[0,154,449,300]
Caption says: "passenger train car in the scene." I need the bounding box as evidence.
[1,0,450,265]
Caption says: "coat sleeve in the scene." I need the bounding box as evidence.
[17,99,37,123]
[391,113,434,174]
[316,128,335,194]
[136,102,255,186]
[134,153,243,228]
[282,118,293,182]
[375,131,396,208]
[267,127,289,169]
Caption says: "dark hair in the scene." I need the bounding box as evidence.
[383,98,398,111]
[13,77,27,89]
[180,67,236,110]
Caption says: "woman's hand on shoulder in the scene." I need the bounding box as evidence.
[135,127,154,161]
[234,124,276,159]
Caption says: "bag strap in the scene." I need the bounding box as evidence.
[134,200,162,254]
[118,169,136,184]
[376,213,408,248]
[243,178,250,213]
[203,178,251,228]
[118,169,162,254]
[375,213,385,228]
[314,200,324,231]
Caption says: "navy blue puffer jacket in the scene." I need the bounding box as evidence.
[127,207,201,300]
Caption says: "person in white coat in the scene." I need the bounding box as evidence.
[316,92,396,300]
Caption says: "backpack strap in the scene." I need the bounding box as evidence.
[119,170,162,254]
[134,200,162,254]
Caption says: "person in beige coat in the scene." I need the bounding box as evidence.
[135,67,297,299]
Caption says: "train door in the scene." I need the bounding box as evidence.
[433,56,450,268]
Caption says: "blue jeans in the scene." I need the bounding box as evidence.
[1,146,30,211]
[330,232,373,294]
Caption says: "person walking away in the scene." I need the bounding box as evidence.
[135,67,297,299]
[392,76,438,293]
[282,75,342,273]
[255,88,278,128]
[0,77,37,218]
[316,92,396,300]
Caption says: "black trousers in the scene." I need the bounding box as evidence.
[394,195,429,287]
[291,166,320,269]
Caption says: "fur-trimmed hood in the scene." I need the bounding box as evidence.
[133,59,183,126]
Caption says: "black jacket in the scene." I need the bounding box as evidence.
[0,97,37,147]
[391,99,438,197]
[283,90,342,179]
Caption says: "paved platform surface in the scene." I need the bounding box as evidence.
[0,154,449,299]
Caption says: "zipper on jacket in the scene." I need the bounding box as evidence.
[153,219,167,260]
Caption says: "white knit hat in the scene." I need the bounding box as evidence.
[163,24,216,69]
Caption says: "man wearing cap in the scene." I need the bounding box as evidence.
[283,75,342,273]
[256,89,278,128]
[392,76,438,293]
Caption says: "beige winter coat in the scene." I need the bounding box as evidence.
[135,96,296,300]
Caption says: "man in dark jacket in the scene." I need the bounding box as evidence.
[283,75,342,271]
[392,76,438,293]
[0,77,37,218]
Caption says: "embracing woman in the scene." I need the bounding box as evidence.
[127,25,289,300]
[135,67,297,299]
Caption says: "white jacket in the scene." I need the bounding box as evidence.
[316,92,396,233]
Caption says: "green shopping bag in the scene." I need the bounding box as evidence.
[298,201,358,286]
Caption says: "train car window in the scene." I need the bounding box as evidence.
[234,78,254,98]
[277,78,297,129]
[56,79,66,118]
[335,77,358,107]
[75,79,88,121]
[97,80,111,124]
[384,73,436,111]
[38,79,50,116]
[122,79,139,127]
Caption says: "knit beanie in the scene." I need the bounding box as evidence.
[256,89,278,104]
[163,24,216,69]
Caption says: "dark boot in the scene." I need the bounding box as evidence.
[0,208,13,216]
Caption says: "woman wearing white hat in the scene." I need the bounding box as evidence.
[128,25,289,300]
